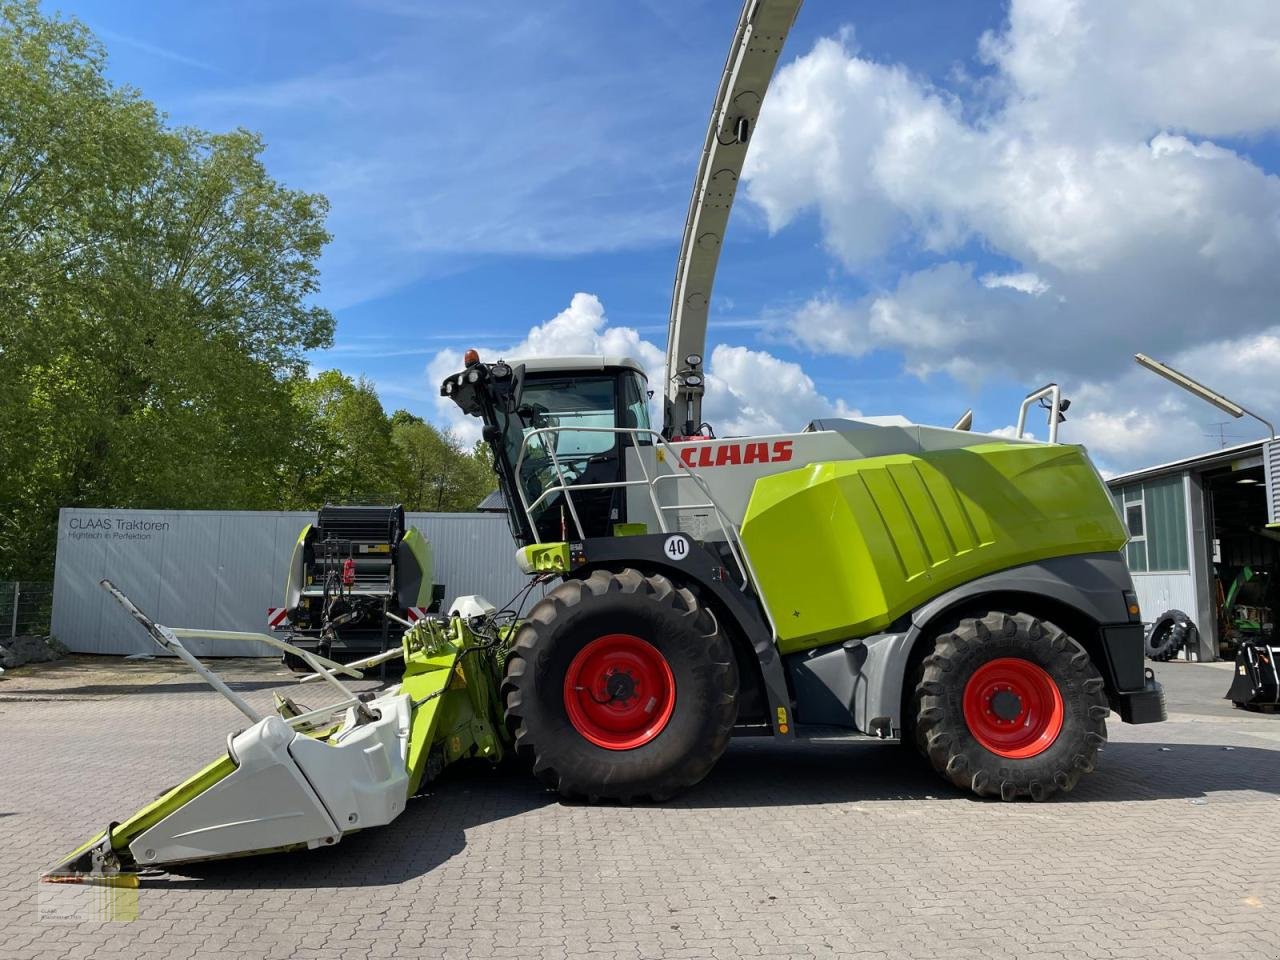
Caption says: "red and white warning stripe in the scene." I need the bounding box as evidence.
[267,607,290,629]
[405,606,430,623]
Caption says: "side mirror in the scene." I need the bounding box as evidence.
[508,363,526,413]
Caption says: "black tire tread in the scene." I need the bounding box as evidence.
[912,611,1108,801]
[1145,609,1193,662]
[502,568,737,802]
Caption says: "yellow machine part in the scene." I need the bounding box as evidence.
[740,441,1126,654]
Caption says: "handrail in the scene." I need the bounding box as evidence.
[512,426,760,603]
[1016,383,1063,444]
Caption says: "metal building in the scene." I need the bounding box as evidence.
[1107,439,1279,660]
[52,508,528,657]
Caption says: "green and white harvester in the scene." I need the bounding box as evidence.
[45,0,1163,884]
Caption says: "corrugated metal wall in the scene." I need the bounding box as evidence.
[1111,476,1189,573]
[52,509,527,656]
[1129,571,1198,626]
[1265,439,1280,525]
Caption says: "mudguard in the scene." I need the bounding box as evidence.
[786,552,1148,734]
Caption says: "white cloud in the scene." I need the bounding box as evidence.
[704,345,859,437]
[743,39,932,264]
[429,293,853,443]
[1065,327,1280,473]
[982,0,1280,141]
[981,272,1050,296]
[742,1,1280,470]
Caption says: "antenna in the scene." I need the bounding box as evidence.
[1203,421,1243,449]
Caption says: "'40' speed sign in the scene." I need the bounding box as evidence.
[663,535,689,561]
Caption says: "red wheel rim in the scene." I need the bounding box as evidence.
[962,657,1064,759]
[563,633,676,750]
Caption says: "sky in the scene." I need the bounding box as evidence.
[61,0,1280,476]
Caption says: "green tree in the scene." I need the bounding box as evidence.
[0,1,333,578]
[389,410,496,512]
[285,371,398,507]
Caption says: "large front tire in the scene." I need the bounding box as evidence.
[911,611,1108,801]
[502,568,738,802]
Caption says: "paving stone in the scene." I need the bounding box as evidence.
[1,660,1279,958]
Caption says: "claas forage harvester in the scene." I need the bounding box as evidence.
[44,0,1163,883]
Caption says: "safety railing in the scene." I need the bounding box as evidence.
[512,426,778,637]
[1016,383,1064,444]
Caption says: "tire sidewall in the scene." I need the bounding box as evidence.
[509,576,737,797]
[915,613,1107,799]
[941,628,1093,785]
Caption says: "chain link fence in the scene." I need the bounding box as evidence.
[0,581,53,638]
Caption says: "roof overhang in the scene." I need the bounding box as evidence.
[1105,438,1269,487]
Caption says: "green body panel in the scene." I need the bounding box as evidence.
[518,542,570,574]
[283,523,312,609]
[740,442,1126,654]
[399,616,507,794]
[401,655,458,794]
[399,526,435,607]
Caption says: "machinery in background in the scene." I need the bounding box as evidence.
[1215,564,1273,657]
[1227,635,1280,711]
[278,505,443,670]
[1220,565,1278,710]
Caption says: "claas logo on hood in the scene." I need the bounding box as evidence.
[678,440,794,469]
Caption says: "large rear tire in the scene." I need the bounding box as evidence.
[911,611,1108,801]
[502,568,738,802]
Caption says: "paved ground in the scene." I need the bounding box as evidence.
[1,656,1278,960]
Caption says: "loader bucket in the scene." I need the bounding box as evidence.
[1226,639,1280,710]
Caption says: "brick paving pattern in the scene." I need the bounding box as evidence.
[1,657,1277,959]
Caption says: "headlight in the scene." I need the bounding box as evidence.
[492,362,511,379]
[684,373,703,387]
[467,368,481,383]
[685,353,702,367]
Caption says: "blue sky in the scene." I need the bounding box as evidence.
[60,1,1280,473]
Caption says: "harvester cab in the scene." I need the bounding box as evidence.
[444,355,654,545]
